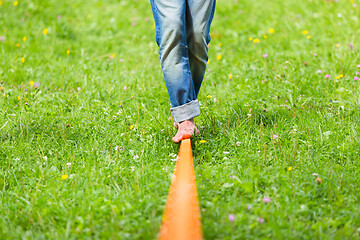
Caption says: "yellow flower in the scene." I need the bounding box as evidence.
[14,1,18,6]
[17,96,21,100]
[23,36,26,42]
[67,49,70,54]
[263,35,268,39]
[29,81,34,86]
[21,57,25,63]
[269,28,275,34]
[130,125,134,130]
[302,30,309,35]
[61,174,68,180]
[218,42,222,47]
[229,74,233,80]
[287,167,293,171]
[199,140,207,143]
[336,43,340,48]
[43,28,48,35]
[248,37,253,41]
[206,95,212,98]
[336,74,344,79]
[253,38,260,43]
[307,35,311,39]
[0,1,3,6]
[216,54,222,60]
[16,43,20,47]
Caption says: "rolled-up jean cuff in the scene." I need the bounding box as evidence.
[171,99,201,123]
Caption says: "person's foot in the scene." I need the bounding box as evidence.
[172,119,199,143]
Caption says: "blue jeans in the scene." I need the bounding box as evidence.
[150,0,216,122]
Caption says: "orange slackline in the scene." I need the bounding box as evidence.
[158,138,203,240]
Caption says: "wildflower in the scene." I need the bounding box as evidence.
[228,214,235,222]
[287,166,293,171]
[133,155,139,159]
[43,28,48,35]
[262,53,268,58]
[312,173,318,176]
[131,166,135,171]
[307,35,311,39]
[263,35,268,39]
[316,177,322,184]
[357,65,360,68]
[272,134,278,140]
[14,1,18,6]
[23,36,26,42]
[236,142,241,146]
[123,86,128,90]
[207,95,212,98]
[199,140,207,143]
[0,36,4,42]
[61,174,68,180]
[336,74,343,79]
[317,70,322,73]
[218,42,222,47]
[350,43,353,50]
[269,28,275,34]
[67,49,70,54]
[16,43,20,47]
[229,74,233,80]
[246,205,252,210]
[302,30,309,35]
[17,96,21,100]
[313,53,317,56]
[336,43,340,47]
[213,98,217,102]
[57,15,61,19]
[29,81,34,86]
[263,197,271,203]
[66,163,72,167]
[21,57,25,63]
[354,76,359,81]
[257,217,265,224]
[216,54,222,60]
[130,125,134,130]
[248,37,253,41]
[253,38,260,43]
[325,74,331,79]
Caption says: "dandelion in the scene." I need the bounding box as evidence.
[17,96,21,100]
[253,38,260,43]
[263,35,268,39]
[16,43,20,47]
[23,36,26,42]
[336,74,343,79]
[207,95,212,98]
[228,214,235,222]
[272,134,278,140]
[263,197,271,203]
[67,49,70,54]
[61,174,68,180]
[307,35,311,39]
[43,28,48,35]
[216,54,222,60]
[302,30,309,35]
[325,74,331,79]
[354,76,359,81]
[130,125,134,130]
[29,81,34,86]
[269,28,275,34]
[262,53,268,58]
[336,43,340,47]
[199,140,207,143]
[248,37,253,41]
[229,74,233,80]
[14,1,18,6]
[218,42,222,47]
[21,57,25,63]
[287,166,293,171]
[257,217,265,224]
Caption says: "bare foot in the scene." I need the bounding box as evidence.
[172,119,200,143]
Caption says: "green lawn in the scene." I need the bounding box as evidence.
[1,0,360,239]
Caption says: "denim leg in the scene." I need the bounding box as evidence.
[186,0,216,97]
[150,0,215,123]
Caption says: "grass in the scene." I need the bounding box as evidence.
[1,0,360,239]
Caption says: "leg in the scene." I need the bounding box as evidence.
[186,0,216,97]
[150,0,200,123]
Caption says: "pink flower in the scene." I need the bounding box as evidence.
[123,86,128,90]
[57,15,61,20]
[350,43,353,50]
[325,74,331,79]
[357,65,360,68]
[356,72,359,75]
[313,53,318,56]
[0,36,4,42]
[262,53,268,58]
[228,214,235,222]
[272,135,278,140]
[132,22,137,26]
[247,205,252,210]
[263,197,271,203]
[77,87,81,91]
[355,76,359,81]
[257,217,264,224]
